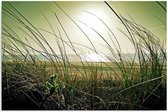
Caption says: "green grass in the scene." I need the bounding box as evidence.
[2,1,166,110]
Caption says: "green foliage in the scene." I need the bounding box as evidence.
[45,73,65,95]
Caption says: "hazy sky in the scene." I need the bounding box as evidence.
[2,1,166,55]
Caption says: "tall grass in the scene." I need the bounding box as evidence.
[2,1,166,110]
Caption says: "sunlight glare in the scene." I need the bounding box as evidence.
[80,53,109,62]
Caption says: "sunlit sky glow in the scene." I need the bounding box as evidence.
[2,1,166,56]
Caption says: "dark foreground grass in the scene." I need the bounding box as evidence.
[2,61,166,110]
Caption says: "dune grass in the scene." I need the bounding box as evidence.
[2,1,166,110]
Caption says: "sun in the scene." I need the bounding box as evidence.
[80,11,105,28]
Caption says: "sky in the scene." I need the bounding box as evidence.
[2,1,166,55]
